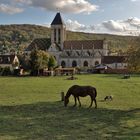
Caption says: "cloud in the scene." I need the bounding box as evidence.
[102,18,140,35]
[125,17,140,29]
[0,4,24,14]
[15,0,98,14]
[66,19,95,32]
[63,17,140,36]
[102,20,126,32]
[0,0,98,14]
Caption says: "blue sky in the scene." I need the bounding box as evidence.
[0,0,140,35]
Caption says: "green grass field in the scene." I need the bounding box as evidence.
[0,74,140,140]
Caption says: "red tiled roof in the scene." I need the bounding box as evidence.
[102,56,126,64]
[26,38,51,51]
[63,40,104,50]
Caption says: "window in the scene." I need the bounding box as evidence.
[83,61,88,67]
[8,57,10,62]
[58,29,61,44]
[95,61,99,66]
[54,29,56,42]
[61,61,66,68]
[72,60,77,67]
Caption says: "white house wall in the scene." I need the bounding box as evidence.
[58,58,102,67]
[0,64,13,70]
[106,63,127,69]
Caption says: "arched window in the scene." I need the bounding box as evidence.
[54,29,56,42]
[58,29,61,44]
[95,61,99,66]
[61,61,66,68]
[83,61,88,67]
[72,60,77,67]
[53,56,56,60]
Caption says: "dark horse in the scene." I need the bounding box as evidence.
[64,85,97,108]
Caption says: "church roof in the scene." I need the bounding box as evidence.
[51,12,64,25]
[26,38,51,51]
[102,56,126,64]
[63,40,104,50]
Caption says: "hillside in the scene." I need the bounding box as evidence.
[0,24,139,54]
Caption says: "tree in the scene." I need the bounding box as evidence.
[18,54,31,70]
[126,38,140,72]
[30,49,49,75]
[48,56,57,70]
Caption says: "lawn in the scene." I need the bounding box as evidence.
[0,74,140,140]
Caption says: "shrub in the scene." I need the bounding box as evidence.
[1,67,12,76]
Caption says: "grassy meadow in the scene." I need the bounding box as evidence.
[0,74,140,140]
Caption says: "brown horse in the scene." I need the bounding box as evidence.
[64,85,97,108]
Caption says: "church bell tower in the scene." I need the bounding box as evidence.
[51,12,66,50]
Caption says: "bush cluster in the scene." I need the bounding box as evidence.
[0,67,12,76]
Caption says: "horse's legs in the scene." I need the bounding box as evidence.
[94,99,97,109]
[89,99,93,108]
[73,96,77,107]
[77,97,81,107]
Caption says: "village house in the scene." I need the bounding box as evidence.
[102,56,127,69]
[0,55,19,70]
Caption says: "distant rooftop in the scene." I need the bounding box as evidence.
[63,40,104,50]
[102,56,126,64]
[51,12,65,25]
[25,38,51,51]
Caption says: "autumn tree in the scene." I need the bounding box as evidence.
[126,38,140,72]
[48,55,57,70]
[30,49,49,75]
[18,54,31,70]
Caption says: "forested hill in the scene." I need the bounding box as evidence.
[0,24,139,54]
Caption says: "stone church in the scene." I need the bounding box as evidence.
[27,12,109,68]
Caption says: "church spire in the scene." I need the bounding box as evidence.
[51,12,64,25]
[51,12,66,50]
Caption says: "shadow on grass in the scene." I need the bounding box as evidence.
[0,102,139,140]
[100,74,140,79]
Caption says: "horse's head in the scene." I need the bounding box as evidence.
[64,96,69,107]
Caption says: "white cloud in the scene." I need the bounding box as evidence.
[0,0,98,14]
[0,4,24,14]
[102,20,126,32]
[15,0,98,14]
[102,18,140,35]
[125,17,140,29]
[63,18,140,36]
[66,19,95,32]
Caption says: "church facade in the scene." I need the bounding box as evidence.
[48,13,109,68]
[26,12,109,68]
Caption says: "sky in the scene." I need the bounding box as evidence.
[0,0,140,36]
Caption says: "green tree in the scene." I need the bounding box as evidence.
[126,38,140,72]
[48,56,57,70]
[37,50,50,69]
[30,49,49,75]
[18,54,30,70]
